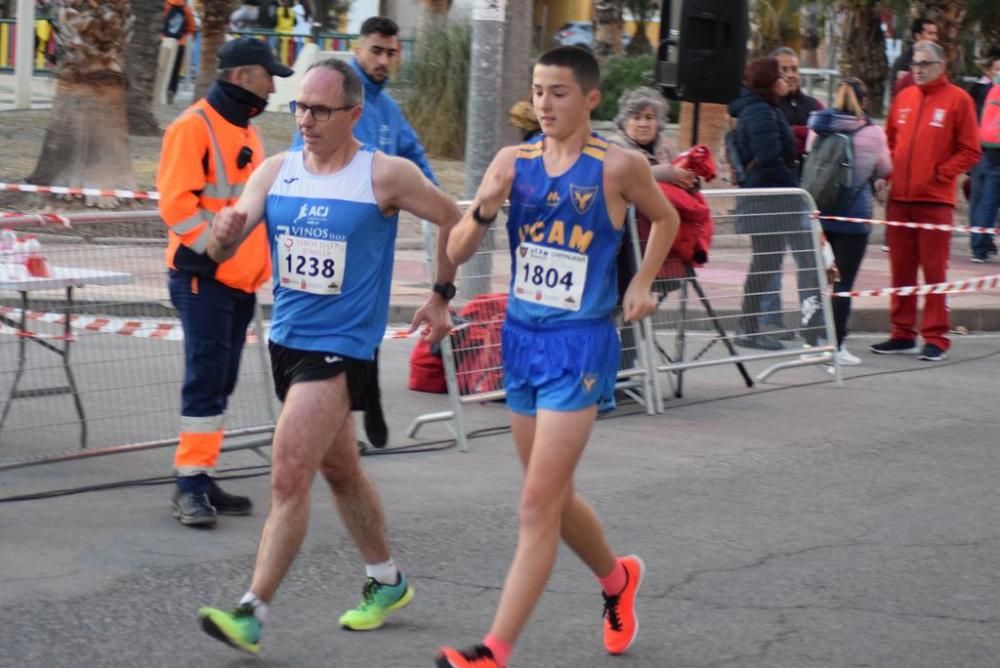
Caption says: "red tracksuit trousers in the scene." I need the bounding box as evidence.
[885,201,953,350]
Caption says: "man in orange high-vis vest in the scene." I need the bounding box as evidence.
[157,38,292,527]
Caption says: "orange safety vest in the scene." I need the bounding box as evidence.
[157,99,271,293]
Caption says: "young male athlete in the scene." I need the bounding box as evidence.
[193,58,462,655]
[436,46,680,668]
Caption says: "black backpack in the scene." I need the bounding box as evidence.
[162,4,186,39]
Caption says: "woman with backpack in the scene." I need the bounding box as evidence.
[728,56,825,352]
[805,78,891,365]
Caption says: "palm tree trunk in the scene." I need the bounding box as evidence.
[592,0,624,58]
[836,1,888,117]
[126,0,161,136]
[195,0,238,101]
[911,0,968,82]
[29,0,136,198]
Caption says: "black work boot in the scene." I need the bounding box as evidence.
[171,487,217,527]
[206,479,253,516]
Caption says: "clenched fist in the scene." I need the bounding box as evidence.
[212,207,246,248]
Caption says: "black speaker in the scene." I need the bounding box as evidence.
[667,0,749,105]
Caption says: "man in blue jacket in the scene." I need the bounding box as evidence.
[292,17,438,448]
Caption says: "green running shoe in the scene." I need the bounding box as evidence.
[198,603,261,655]
[339,574,414,631]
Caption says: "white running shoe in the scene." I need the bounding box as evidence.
[833,345,862,366]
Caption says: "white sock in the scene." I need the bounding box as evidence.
[365,558,399,585]
[240,591,268,623]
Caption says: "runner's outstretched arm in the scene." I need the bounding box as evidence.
[375,153,463,343]
[447,146,517,266]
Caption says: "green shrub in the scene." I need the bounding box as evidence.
[402,22,471,159]
[593,55,656,121]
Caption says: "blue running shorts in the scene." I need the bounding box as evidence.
[502,316,619,416]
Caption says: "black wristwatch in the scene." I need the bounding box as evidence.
[432,282,457,301]
[472,204,498,226]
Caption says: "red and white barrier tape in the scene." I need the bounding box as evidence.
[0,182,159,201]
[818,213,999,236]
[833,274,1000,298]
[0,211,72,226]
[0,305,455,343]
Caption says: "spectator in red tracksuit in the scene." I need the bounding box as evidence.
[871,41,981,362]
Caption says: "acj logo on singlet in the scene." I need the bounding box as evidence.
[517,220,594,253]
[294,204,329,223]
[289,204,344,240]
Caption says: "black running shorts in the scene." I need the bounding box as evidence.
[268,341,376,410]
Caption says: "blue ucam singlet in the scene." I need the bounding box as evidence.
[265,147,397,360]
[505,133,623,325]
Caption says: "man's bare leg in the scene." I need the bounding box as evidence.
[487,407,597,645]
[319,416,391,564]
[249,376,351,602]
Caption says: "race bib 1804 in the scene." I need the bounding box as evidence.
[513,242,587,311]
[278,233,347,295]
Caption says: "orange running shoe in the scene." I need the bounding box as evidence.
[602,554,646,655]
[435,644,498,667]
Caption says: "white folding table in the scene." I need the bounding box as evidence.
[0,266,135,449]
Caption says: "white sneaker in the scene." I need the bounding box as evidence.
[833,345,862,366]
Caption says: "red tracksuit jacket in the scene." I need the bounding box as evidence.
[886,75,981,206]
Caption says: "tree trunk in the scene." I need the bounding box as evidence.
[625,22,652,56]
[126,0,161,136]
[836,1,888,118]
[592,0,624,58]
[29,0,136,201]
[195,0,238,102]
[500,0,534,147]
[911,0,968,82]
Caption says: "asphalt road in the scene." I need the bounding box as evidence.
[2,333,1000,667]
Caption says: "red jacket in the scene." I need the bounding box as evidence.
[886,76,981,206]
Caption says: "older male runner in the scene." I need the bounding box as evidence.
[195,58,461,655]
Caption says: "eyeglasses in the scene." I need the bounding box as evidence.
[289,101,355,122]
[910,60,942,70]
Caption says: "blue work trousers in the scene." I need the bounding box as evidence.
[168,270,256,418]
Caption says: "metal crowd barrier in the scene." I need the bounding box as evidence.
[0,188,839,467]
[0,214,276,470]
[412,189,840,449]
[647,188,841,397]
[410,202,671,451]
